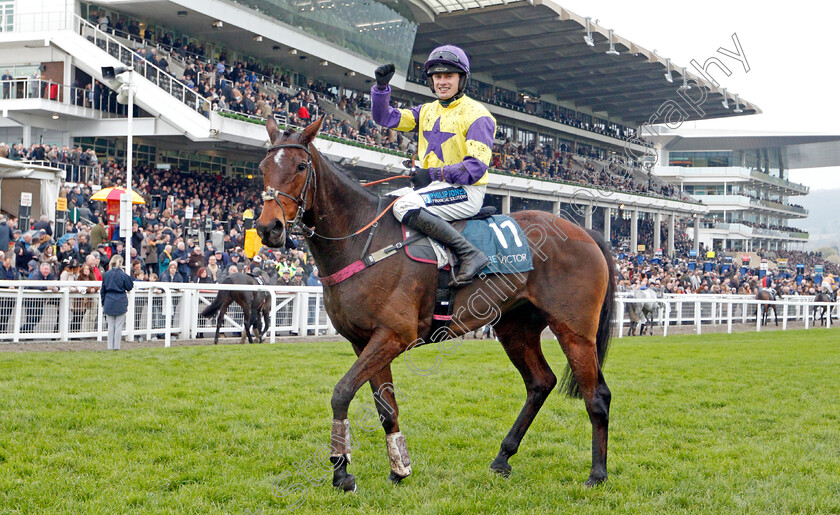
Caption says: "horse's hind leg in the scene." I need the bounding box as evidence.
[214,298,231,345]
[548,318,611,486]
[490,306,555,477]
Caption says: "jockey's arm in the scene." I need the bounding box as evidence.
[371,85,421,132]
[371,85,495,186]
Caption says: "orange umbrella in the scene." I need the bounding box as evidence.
[90,186,145,204]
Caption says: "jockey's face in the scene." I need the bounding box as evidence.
[431,72,460,100]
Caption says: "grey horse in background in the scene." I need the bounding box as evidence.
[627,287,664,336]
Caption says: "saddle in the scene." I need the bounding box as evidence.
[403,208,534,277]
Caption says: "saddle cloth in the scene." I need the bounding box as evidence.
[404,214,533,276]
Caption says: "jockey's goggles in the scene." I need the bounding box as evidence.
[429,50,462,64]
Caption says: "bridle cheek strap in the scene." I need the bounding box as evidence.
[260,143,316,233]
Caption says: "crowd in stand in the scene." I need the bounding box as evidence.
[616,252,838,297]
[491,138,684,200]
[0,162,321,288]
[0,143,100,182]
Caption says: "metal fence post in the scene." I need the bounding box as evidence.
[616,300,625,338]
[695,300,701,335]
[59,289,70,342]
[727,300,733,334]
[164,287,172,348]
[782,302,788,331]
[13,287,23,343]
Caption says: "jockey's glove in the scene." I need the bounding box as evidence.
[411,168,434,189]
[374,64,395,89]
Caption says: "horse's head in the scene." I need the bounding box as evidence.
[256,116,324,248]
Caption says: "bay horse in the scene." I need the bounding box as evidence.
[256,117,615,491]
[813,292,834,326]
[756,288,780,326]
[199,272,273,344]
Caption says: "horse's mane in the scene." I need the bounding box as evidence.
[320,153,380,203]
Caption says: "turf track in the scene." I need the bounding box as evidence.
[0,328,838,513]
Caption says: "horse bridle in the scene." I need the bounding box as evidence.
[261,143,317,236]
[260,140,402,242]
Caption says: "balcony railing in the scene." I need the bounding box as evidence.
[749,169,809,194]
[0,78,124,118]
[74,14,211,116]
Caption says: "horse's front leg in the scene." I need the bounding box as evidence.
[330,328,407,493]
[344,347,411,485]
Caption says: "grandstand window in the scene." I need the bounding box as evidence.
[226,0,417,73]
[230,160,261,179]
[0,0,12,32]
[516,130,535,147]
[74,137,117,159]
[669,151,733,167]
[496,124,514,141]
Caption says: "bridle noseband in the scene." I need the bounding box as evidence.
[261,143,316,235]
[260,140,405,242]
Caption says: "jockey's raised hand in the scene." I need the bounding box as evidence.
[374,64,395,89]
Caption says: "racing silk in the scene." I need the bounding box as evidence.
[371,85,495,186]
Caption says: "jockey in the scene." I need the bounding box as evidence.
[821,274,835,294]
[371,45,496,286]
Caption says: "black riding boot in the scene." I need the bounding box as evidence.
[404,209,490,286]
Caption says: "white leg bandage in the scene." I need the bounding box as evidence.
[386,431,412,477]
[331,418,351,462]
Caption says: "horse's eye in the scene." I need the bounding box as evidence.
[297,163,307,172]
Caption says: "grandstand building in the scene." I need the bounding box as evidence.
[0,0,767,256]
[653,128,840,252]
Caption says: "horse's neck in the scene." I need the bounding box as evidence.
[305,150,389,272]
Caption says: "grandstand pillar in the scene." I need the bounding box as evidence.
[603,207,611,242]
[693,216,701,254]
[630,209,639,253]
[668,214,675,257]
[21,125,32,147]
[654,212,662,251]
[585,204,593,229]
[502,194,511,215]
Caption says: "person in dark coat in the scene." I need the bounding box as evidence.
[100,255,134,350]
[159,261,185,283]
[0,255,17,280]
[0,215,12,252]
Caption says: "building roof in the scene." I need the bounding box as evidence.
[411,0,760,126]
[653,129,840,169]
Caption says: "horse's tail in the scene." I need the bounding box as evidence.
[200,291,227,319]
[561,229,616,399]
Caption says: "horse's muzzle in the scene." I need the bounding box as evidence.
[256,220,286,248]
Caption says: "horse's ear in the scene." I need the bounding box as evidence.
[266,116,281,144]
[301,116,324,145]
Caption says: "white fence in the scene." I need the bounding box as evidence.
[1,281,835,346]
[0,281,334,345]
[615,293,838,337]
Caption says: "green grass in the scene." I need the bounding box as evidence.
[1,329,839,513]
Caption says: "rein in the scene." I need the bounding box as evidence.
[261,142,410,241]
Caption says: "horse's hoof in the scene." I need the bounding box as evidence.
[490,459,512,478]
[333,473,356,492]
[585,473,607,487]
[388,471,408,484]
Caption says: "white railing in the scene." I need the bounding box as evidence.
[614,293,838,337]
[74,15,211,116]
[0,281,334,345]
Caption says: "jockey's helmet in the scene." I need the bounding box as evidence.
[424,45,470,95]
